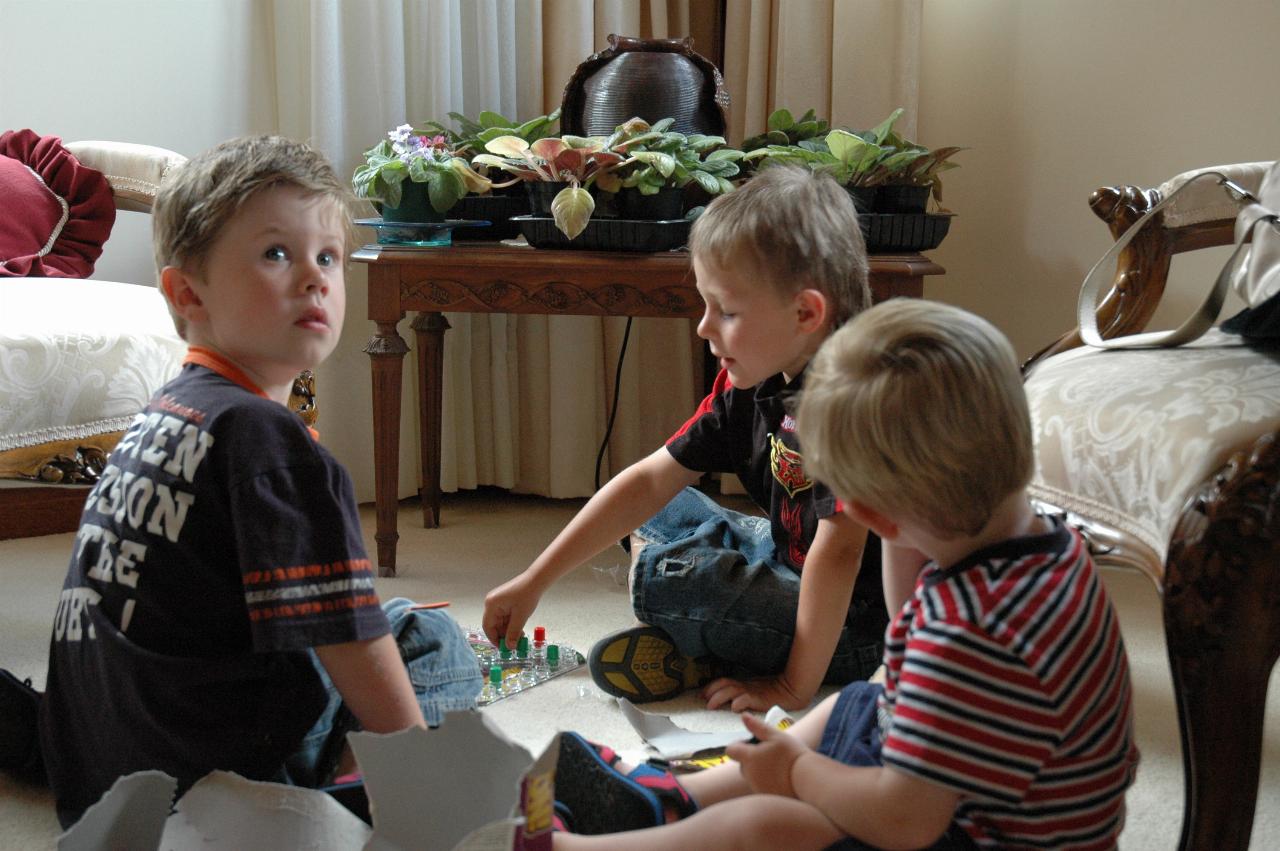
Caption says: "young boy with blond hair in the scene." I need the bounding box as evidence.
[483,166,887,712]
[535,299,1139,850]
[34,135,480,827]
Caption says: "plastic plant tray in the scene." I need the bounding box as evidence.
[354,217,491,247]
[860,212,952,253]
[512,214,691,252]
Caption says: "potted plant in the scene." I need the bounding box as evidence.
[740,109,918,212]
[862,109,964,213]
[739,107,830,177]
[352,124,491,222]
[471,132,629,239]
[608,117,743,219]
[420,109,561,238]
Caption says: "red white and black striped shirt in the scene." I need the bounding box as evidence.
[880,518,1139,849]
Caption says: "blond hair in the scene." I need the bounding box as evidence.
[797,299,1032,538]
[152,135,353,338]
[689,165,870,328]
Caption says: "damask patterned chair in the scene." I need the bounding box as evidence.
[1022,162,1278,851]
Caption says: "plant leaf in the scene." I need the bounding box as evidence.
[691,170,721,194]
[594,171,623,193]
[551,186,594,239]
[485,136,531,158]
[632,151,676,178]
[426,167,466,213]
[767,108,795,131]
[865,107,905,145]
[451,158,492,194]
[531,137,569,164]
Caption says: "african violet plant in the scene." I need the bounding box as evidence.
[352,124,491,215]
[472,117,743,240]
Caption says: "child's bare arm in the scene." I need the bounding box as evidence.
[704,513,868,712]
[730,714,959,850]
[315,633,425,733]
[482,448,701,646]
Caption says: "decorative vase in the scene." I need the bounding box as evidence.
[560,34,729,137]
[874,184,931,214]
[380,181,445,223]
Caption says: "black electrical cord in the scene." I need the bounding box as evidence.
[594,317,634,491]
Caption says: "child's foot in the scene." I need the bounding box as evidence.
[0,669,43,780]
[587,626,715,702]
[554,732,696,835]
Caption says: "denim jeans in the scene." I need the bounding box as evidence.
[819,682,977,851]
[631,487,883,683]
[282,598,482,787]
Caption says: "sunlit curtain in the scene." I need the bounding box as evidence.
[723,0,922,143]
[269,0,703,505]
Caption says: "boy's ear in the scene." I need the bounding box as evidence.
[161,266,207,323]
[794,288,829,333]
[842,499,900,541]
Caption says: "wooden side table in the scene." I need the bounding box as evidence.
[354,242,943,576]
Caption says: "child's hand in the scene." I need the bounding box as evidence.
[482,573,540,647]
[726,712,807,798]
[702,674,806,712]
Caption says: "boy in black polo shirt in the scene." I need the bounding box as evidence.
[483,166,885,713]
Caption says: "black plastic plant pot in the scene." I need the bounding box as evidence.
[380,181,445,223]
[617,186,685,220]
[844,185,879,214]
[525,181,573,215]
[874,184,931,214]
[450,192,532,241]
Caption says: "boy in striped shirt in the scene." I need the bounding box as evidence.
[544,299,1139,850]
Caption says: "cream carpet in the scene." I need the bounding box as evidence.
[2,488,1277,850]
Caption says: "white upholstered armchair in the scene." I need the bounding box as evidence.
[1022,162,1279,851]
[0,138,190,539]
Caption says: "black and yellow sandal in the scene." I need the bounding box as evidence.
[587,626,716,703]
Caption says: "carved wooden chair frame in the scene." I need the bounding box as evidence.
[1025,182,1279,851]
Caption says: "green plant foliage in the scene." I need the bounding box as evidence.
[352,126,490,213]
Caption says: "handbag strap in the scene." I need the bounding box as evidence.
[1078,171,1256,349]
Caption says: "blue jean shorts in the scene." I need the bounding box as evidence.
[282,598,482,787]
[819,682,977,851]
[630,487,884,683]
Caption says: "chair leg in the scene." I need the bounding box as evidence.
[1164,433,1280,851]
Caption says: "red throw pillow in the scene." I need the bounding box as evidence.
[0,129,116,278]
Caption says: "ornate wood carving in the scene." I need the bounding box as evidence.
[1163,431,1280,851]
[402,277,702,318]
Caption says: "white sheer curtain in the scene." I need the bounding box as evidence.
[269,0,701,505]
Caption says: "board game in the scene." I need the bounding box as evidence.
[464,625,587,706]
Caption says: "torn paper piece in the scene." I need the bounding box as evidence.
[352,710,532,851]
[453,732,559,851]
[159,771,371,849]
[618,697,750,758]
[58,770,176,851]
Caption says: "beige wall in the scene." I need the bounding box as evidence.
[918,0,1280,357]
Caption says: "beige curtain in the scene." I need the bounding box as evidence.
[723,0,922,143]
[271,0,703,504]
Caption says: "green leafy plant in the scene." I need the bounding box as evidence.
[610,117,744,198]
[740,107,830,153]
[862,109,964,202]
[422,109,560,154]
[472,134,627,238]
[352,124,491,214]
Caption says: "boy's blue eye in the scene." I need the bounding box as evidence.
[265,246,287,261]
[317,251,337,267]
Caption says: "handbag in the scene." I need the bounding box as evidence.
[1078,161,1280,349]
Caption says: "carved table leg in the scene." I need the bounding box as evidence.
[365,321,409,577]
[1163,433,1280,851]
[411,312,450,529]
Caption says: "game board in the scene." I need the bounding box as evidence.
[464,626,587,706]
